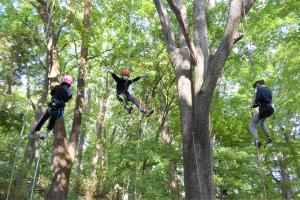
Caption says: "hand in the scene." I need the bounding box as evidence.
[107,68,114,74]
[247,105,253,110]
[140,73,146,77]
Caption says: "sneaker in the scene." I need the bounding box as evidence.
[145,109,154,117]
[255,139,262,149]
[126,106,133,114]
[266,137,272,144]
[27,131,35,139]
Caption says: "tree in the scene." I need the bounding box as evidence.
[46,0,93,199]
[153,0,255,198]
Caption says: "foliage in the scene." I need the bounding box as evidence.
[0,0,299,199]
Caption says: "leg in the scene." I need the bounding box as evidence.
[249,113,262,148]
[127,94,145,112]
[249,113,260,140]
[33,110,51,132]
[47,116,57,131]
[120,94,133,114]
[259,118,272,143]
[47,108,64,131]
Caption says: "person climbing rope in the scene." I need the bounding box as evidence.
[108,68,154,116]
[248,79,274,148]
[28,75,73,139]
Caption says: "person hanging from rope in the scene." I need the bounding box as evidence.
[28,75,73,139]
[108,68,154,116]
[248,79,274,148]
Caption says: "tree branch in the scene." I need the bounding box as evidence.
[87,43,116,60]
[167,0,199,64]
[204,0,255,93]
[153,0,176,52]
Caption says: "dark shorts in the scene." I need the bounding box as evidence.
[258,107,274,119]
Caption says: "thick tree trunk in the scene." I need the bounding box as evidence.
[154,0,255,199]
[47,0,92,198]
[46,119,71,200]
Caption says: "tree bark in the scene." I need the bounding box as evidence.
[153,0,256,199]
[76,128,85,177]
[46,119,71,200]
[86,97,108,200]
[77,88,92,177]
[46,0,93,198]
[162,120,180,198]
[277,128,293,200]
[278,153,293,200]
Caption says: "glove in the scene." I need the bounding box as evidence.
[247,105,253,110]
[140,73,146,77]
[107,68,114,74]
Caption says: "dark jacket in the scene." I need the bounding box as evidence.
[253,86,274,119]
[253,86,272,107]
[50,83,72,108]
[111,73,141,95]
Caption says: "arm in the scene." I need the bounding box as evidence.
[131,76,142,83]
[66,91,72,102]
[252,89,261,108]
[50,86,57,96]
[111,73,122,83]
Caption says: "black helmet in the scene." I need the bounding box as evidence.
[253,79,265,88]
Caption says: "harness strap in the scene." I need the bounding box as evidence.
[49,97,65,108]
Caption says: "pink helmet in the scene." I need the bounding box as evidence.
[63,75,73,86]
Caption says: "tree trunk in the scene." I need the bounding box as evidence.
[279,159,293,200]
[46,0,93,198]
[86,98,108,200]
[76,128,85,177]
[15,54,49,200]
[279,130,293,200]
[122,174,131,200]
[77,88,92,177]
[46,119,71,200]
[161,112,180,198]
[153,0,255,199]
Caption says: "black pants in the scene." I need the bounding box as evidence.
[118,92,146,112]
[33,107,63,132]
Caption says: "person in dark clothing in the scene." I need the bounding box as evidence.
[28,75,73,139]
[108,69,154,116]
[248,80,274,148]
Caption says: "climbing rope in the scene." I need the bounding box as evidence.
[255,146,268,199]
[6,2,55,199]
[134,99,144,200]
[6,110,28,200]
[29,138,41,200]
[242,6,269,197]
[127,0,134,63]
[192,131,203,196]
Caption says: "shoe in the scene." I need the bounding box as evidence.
[255,139,262,149]
[27,131,35,139]
[145,109,154,117]
[126,106,133,114]
[266,137,272,144]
